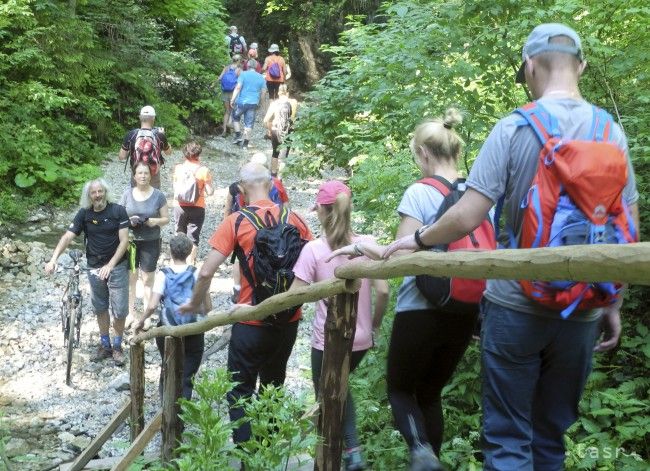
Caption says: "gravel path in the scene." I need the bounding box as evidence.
[0,119,335,469]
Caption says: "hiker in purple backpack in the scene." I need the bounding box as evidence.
[329,109,469,471]
[383,24,640,470]
[118,106,172,189]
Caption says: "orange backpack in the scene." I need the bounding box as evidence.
[513,102,637,317]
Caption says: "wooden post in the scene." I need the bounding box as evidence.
[111,410,163,471]
[68,400,131,471]
[161,336,184,463]
[315,292,358,471]
[129,342,145,441]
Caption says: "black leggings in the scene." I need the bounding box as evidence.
[386,309,478,454]
[271,130,291,161]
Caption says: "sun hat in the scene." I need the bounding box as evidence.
[515,23,584,84]
[250,42,258,49]
[268,44,280,53]
[229,25,238,32]
[139,105,156,118]
[311,180,351,210]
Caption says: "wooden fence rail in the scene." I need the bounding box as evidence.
[105,243,650,471]
[334,243,650,284]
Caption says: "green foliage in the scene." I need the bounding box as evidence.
[175,369,239,470]
[240,384,318,470]
[174,368,316,470]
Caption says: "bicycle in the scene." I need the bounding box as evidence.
[59,249,85,386]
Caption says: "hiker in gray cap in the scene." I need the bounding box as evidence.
[382,23,639,470]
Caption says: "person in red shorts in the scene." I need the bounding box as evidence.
[180,161,312,446]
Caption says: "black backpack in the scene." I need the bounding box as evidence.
[229,35,244,55]
[234,205,306,325]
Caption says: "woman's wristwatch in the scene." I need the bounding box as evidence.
[414,225,434,249]
[353,244,364,256]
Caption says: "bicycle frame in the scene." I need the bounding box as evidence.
[61,249,84,385]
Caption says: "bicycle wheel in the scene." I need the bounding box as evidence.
[65,300,76,386]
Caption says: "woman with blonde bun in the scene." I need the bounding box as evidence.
[328,109,469,471]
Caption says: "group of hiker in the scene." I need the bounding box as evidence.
[43,22,640,471]
[219,25,295,168]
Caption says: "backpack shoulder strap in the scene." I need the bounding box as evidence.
[277,204,290,225]
[238,206,266,230]
[417,176,452,197]
[588,105,615,142]
[514,101,559,144]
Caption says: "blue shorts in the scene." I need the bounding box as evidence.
[232,103,258,129]
[88,260,129,318]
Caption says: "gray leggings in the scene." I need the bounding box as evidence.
[311,347,367,450]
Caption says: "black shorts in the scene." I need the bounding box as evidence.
[133,239,161,272]
[266,81,281,100]
[175,206,205,246]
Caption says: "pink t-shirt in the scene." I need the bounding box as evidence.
[292,235,375,352]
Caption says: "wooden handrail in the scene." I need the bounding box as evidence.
[122,242,650,467]
[131,277,361,344]
[334,243,650,284]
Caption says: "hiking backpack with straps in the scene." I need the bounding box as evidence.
[220,66,238,92]
[127,128,164,175]
[415,177,496,313]
[273,101,293,142]
[161,266,200,326]
[229,35,244,55]
[268,60,282,79]
[234,205,306,325]
[510,101,637,318]
[174,164,200,204]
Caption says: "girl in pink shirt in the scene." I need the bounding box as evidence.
[291,180,389,471]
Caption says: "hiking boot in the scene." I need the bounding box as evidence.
[91,345,112,362]
[230,286,240,304]
[112,347,126,366]
[343,448,366,470]
[233,135,243,145]
[410,444,445,471]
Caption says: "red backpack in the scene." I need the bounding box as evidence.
[513,102,637,317]
[415,177,496,313]
[128,128,163,176]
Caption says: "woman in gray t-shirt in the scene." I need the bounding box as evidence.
[326,109,472,469]
[119,162,169,321]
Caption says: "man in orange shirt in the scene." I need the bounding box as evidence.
[181,161,312,445]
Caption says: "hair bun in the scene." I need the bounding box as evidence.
[442,107,463,129]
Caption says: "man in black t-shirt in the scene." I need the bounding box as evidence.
[45,179,131,366]
[118,105,172,189]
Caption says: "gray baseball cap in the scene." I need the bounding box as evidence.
[515,23,584,84]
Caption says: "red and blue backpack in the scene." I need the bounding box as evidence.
[510,101,637,318]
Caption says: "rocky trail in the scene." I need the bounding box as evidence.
[0,123,333,470]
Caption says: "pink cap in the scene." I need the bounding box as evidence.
[312,180,351,210]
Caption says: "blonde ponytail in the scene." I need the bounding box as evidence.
[322,192,352,250]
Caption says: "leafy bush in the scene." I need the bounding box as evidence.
[174,368,316,470]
